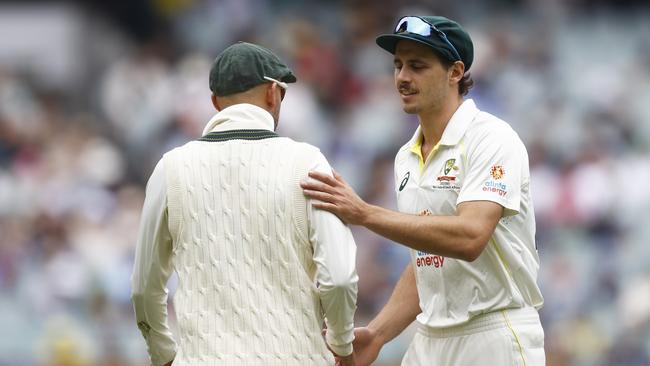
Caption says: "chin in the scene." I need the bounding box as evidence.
[402,104,419,114]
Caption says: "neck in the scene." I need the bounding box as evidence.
[418,95,463,147]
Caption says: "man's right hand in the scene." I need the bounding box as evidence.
[340,327,382,366]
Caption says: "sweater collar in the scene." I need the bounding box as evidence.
[201,103,275,136]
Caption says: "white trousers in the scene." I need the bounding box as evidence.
[402,307,545,366]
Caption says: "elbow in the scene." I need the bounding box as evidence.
[459,234,491,262]
[321,271,359,293]
[460,243,484,262]
[453,219,494,262]
[131,291,144,306]
[332,272,359,290]
[131,283,151,305]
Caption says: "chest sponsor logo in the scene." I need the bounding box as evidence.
[416,251,445,268]
[434,158,460,189]
[399,171,410,191]
[444,158,456,175]
[414,209,445,268]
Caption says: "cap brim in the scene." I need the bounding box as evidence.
[376,33,442,55]
[281,72,297,84]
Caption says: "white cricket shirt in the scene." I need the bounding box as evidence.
[394,99,543,328]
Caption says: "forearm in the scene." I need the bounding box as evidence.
[320,278,358,356]
[368,265,420,345]
[316,225,358,357]
[132,159,177,366]
[360,204,483,261]
[309,191,359,357]
[132,291,177,365]
[302,170,500,261]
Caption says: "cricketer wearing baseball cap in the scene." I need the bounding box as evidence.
[132,42,359,366]
[302,16,545,365]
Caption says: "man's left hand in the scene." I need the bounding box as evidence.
[301,170,369,225]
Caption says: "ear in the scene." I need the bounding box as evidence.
[211,94,222,111]
[449,61,466,85]
[265,83,279,109]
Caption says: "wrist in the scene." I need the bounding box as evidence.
[329,342,353,358]
[366,322,388,347]
[359,202,375,227]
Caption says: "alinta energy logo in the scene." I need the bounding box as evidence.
[415,209,445,268]
[484,165,507,196]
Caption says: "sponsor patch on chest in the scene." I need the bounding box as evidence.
[414,210,446,269]
[433,158,461,189]
[415,251,445,268]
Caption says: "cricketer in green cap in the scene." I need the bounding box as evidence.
[208,41,297,129]
[133,40,360,366]
[376,15,474,72]
[302,14,545,366]
[209,41,297,97]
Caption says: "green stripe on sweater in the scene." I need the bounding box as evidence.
[198,129,279,142]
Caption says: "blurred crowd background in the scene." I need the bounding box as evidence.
[1,0,649,365]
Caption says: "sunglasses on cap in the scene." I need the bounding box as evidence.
[394,16,461,62]
[263,76,287,101]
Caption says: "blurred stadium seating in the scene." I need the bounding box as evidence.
[0,1,649,365]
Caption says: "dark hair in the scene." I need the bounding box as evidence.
[440,58,474,96]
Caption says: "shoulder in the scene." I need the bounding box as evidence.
[160,141,196,161]
[464,111,525,150]
[274,138,333,172]
[285,138,322,153]
[280,138,324,159]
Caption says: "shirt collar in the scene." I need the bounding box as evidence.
[439,99,479,146]
[201,103,275,136]
[406,98,480,150]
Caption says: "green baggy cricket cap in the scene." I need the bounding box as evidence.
[376,15,474,71]
[209,41,297,96]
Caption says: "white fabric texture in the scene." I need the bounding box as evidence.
[132,103,358,365]
[394,99,543,329]
[401,307,545,366]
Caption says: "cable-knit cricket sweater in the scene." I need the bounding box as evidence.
[131,103,358,366]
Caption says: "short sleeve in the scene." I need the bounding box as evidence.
[457,129,525,217]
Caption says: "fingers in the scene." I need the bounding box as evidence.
[303,189,335,203]
[311,202,339,213]
[332,168,344,182]
[308,171,339,186]
[301,179,337,195]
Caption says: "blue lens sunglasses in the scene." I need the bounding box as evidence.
[395,16,462,62]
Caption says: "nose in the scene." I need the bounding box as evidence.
[395,67,411,85]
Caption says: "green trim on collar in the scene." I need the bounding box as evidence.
[198,129,278,142]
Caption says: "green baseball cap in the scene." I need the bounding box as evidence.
[376,16,474,71]
[209,41,297,96]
